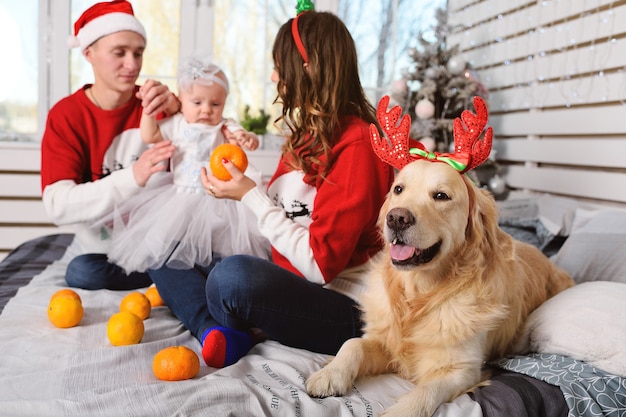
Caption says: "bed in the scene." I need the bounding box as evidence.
[1,193,625,417]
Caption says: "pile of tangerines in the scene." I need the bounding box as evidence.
[47,285,199,381]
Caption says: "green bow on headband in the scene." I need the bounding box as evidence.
[296,0,315,14]
[409,148,470,173]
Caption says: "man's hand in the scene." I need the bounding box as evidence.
[136,79,180,117]
[132,140,176,187]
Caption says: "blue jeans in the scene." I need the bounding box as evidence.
[149,255,364,355]
[65,253,152,290]
[148,261,221,339]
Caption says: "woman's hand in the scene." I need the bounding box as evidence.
[200,159,257,201]
[136,79,180,117]
[133,140,176,187]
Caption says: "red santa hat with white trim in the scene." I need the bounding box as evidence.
[68,0,146,52]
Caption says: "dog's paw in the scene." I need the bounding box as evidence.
[305,367,353,398]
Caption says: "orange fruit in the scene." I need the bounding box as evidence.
[120,291,151,320]
[48,295,84,328]
[50,288,82,304]
[153,346,200,381]
[209,143,248,180]
[107,311,144,346]
[145,285,166,308]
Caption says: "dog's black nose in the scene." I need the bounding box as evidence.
[387,208,415,231]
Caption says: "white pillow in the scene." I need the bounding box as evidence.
[551,208,626,283]
[524,281,626,377]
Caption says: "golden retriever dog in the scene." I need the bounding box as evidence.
[306,159,574,417]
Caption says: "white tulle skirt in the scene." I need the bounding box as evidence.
[104,173,271,273]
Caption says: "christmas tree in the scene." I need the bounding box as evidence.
[390,7,506,198]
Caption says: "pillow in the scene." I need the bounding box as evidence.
[551,208,626,283]
[536,194,581,237]
[498,195,583,256]
[524,281,626,377]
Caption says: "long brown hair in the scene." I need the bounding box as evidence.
[272,11,378,180]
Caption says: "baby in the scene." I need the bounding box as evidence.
[104,56,270,273]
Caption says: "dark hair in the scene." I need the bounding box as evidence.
[272,11,377,180]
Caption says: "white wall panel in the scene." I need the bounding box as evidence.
[448,0,626,207]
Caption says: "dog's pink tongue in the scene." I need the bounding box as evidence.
[390,244,417,261]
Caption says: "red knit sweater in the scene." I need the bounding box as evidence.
[265,116,394,283]
[41,85,144,191]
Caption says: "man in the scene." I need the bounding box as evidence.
[41,0,179,290]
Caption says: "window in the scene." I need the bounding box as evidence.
[211,0,292,134]
[0,0,182,144]
[0,0,444,143]
[0,0,39,142]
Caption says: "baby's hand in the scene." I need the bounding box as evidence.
[231,131,259,151]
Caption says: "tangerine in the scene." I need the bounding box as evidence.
[152,346,200,381]
[209,143,248,180]
[145,285,166,308]
[48,296,84,328]
[120,291,151,320]
[50,288,82,304]
[107,311,144,346]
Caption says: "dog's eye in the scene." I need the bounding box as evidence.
[434,192,450,200]
[393,185,403,194]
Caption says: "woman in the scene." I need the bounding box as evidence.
[149,7,394,368]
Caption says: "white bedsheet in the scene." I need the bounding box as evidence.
[0,247,481,417]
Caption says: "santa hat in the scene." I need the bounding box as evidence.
[68,0,146,52]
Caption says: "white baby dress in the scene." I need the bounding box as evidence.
[105,114,271,273]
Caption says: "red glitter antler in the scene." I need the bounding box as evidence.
[452,96,493,172]
[369,95,423,170]
[370,95,493,174]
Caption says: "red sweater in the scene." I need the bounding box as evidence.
[40,85,150,252]
[41,85,144,190]
[241,116,393,299]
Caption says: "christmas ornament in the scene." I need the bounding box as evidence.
[419,137,436,152]
[391,79,408,96]
[415,99,435,119]
[447,56,466,75]
[424,67,437,79]
[488,175,507,195]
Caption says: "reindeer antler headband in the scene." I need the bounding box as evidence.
[292,0,315,63]
[370,95,493,174]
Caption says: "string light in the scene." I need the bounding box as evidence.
[456,0,618,110]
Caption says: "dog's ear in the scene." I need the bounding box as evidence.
[464,177,507,257]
